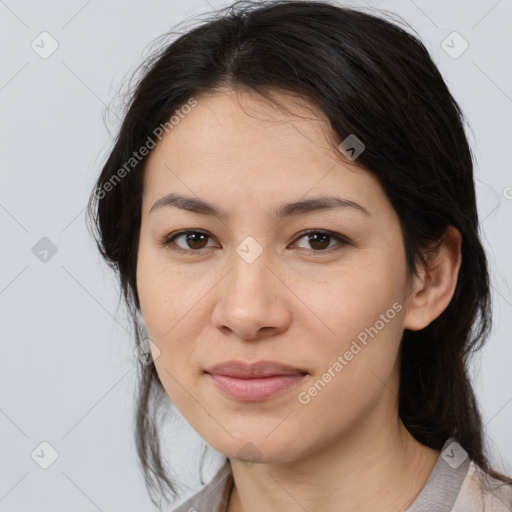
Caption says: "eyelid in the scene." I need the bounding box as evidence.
[160,229,351,254]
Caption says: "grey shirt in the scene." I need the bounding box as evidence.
[172,437,512,512]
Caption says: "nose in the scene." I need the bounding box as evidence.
[211,245,292,341]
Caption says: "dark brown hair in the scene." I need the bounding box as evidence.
[86,0,512,508]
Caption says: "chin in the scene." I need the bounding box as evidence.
[210,434,305,466]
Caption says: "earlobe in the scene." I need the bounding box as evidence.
[403,226,462,332]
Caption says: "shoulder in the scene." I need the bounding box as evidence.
[171,461,233,512]
[452,461,512,512]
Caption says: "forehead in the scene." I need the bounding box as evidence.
[142,89,385,215]
[145,88,341,168]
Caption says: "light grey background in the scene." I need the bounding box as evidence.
[1,0,511,510]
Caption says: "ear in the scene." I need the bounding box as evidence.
[403,226,462,331]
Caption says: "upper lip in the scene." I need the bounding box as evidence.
[205,360,308,378]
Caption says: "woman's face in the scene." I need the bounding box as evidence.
[136,89,414,464]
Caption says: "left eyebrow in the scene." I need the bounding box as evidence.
[149,193,371,220]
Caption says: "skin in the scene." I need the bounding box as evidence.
[136,88,462,512]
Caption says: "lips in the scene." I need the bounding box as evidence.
[204,360,308,378]
[204,360,308,401]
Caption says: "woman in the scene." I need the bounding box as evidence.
[87,1,512,510]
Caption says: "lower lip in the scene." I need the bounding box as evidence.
[206,373,307,401]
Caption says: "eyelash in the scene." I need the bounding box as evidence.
[160,229,351,255]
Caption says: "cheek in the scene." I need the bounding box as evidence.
[291,255,407,408]
[136,238,210,375]
[294,257,406,345]
[136,236,194,339]
[294,286,405,432]
[312,290,404,391]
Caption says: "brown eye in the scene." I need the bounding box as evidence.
[293,230,349,252]
[162,230,216,254]
[181,232,210,250]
